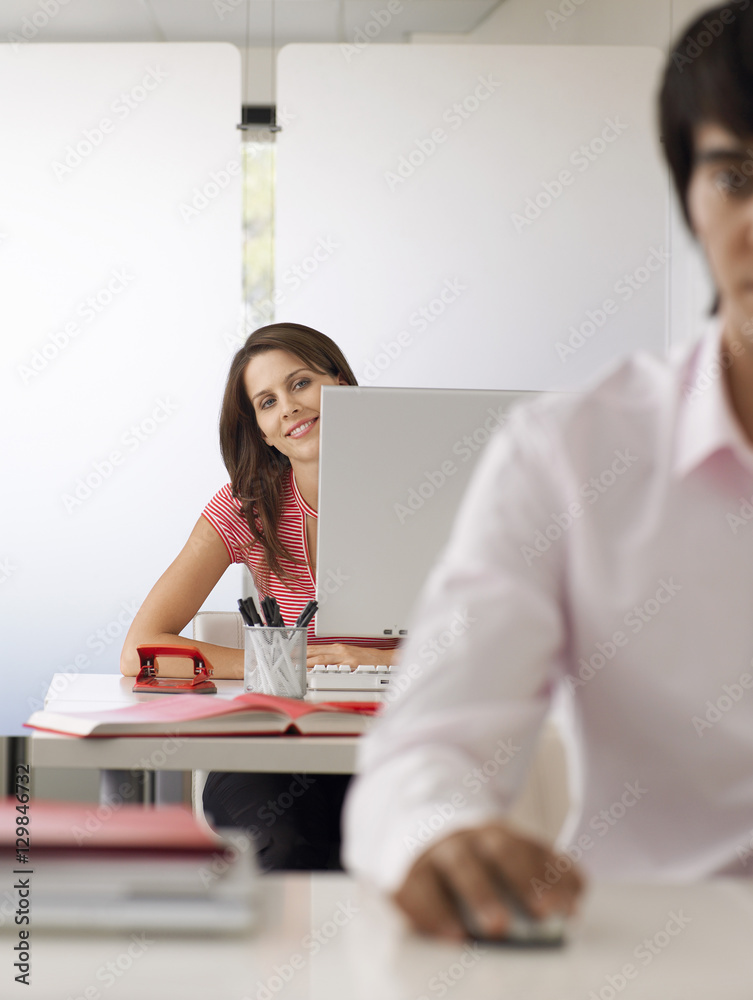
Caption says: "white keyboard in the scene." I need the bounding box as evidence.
[307,664,392,692]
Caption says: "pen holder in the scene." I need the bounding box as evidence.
[243,626,307,700]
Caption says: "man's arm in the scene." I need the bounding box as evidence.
[343,402,585,934]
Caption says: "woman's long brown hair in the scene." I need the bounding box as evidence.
[219,323,357,590]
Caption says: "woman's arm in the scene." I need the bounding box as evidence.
[120,515,244,679]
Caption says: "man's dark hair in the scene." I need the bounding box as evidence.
[660,3,753,231]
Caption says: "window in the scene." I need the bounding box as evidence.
[241,123,276,331]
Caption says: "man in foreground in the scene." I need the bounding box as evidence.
[344,3,753,939]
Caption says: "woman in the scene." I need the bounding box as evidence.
[121,322,399,869]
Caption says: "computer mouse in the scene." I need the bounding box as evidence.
[456,884,567,947]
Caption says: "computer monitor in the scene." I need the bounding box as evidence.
[315,386,537,639]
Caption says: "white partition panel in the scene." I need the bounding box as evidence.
[1,44,242,734]
[275,45,668,392]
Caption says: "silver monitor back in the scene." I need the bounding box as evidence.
[315,386,536,639]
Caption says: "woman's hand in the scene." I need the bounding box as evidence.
[306,643,397,670]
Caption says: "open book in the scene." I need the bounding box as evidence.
[24,691,379,737]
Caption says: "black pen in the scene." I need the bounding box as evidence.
[269,596,285,627]
[297,601,318,629]
[261,596,274,627]
[242,597,263,627]
[295,600,318,628]
[237,598,254,627]
[261,595,284,627]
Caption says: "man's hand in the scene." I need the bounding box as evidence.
[393,822,585,941]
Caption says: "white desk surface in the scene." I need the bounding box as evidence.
[21,874,753,1000]
[28,673,359,774]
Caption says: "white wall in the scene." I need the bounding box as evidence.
[2,43,242,734]
[413,0,718,348]
[276,44,668,391]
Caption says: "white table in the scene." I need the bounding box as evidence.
[21,874,753,1000]
[27,674,571,842]
[29,673,360,775]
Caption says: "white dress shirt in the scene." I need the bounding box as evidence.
[343,325,753,892]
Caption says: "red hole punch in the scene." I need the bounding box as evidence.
[133,644,217,694]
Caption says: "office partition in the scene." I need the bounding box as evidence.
[1,43,242,733]
[275,44,675,392]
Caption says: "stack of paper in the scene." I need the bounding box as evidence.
[0,801,259,932]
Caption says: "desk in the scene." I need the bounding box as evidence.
[29,673,360,775]
[28,673,570,840]
[24,875,753,999]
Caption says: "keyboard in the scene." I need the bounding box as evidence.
[307,664,392,693]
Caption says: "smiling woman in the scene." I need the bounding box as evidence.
[120,322,400,870]
[217,324,355,595]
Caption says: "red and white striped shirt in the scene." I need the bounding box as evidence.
[202,469,398,651]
